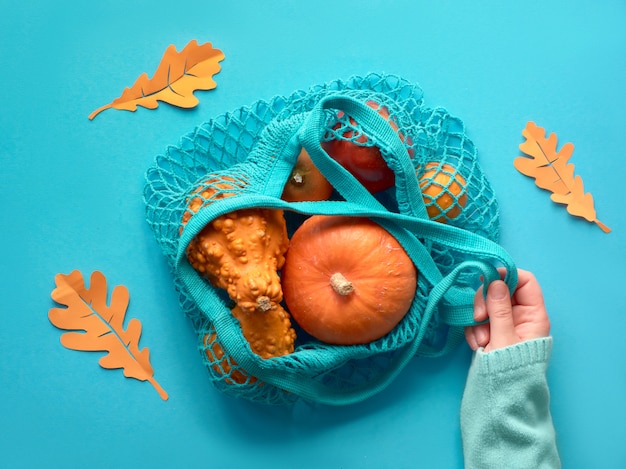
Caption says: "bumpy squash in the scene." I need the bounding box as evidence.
[186,208,289,313]
[281,215,417,345]
[203,303,295,385]
[230,303,296,358]
[183,176,296,362]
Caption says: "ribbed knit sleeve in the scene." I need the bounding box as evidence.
[460,337,561,469]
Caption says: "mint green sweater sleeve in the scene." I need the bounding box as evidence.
[460,337,561,468]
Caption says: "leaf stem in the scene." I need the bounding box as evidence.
[88,104,112,120]
[148,376,169,400]
[595,219,611,233]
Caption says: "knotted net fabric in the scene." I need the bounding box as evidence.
[144,73,502,405]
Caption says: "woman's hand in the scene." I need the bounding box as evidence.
[465,269,551,352]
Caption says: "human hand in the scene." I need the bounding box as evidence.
[465,269,551,352]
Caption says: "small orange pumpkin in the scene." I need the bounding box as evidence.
[281,216,417,345]
[281,148,334,202]
[418,162,468,222]
[321,100,414,193]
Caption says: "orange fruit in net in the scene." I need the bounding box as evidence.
[281,148,334,202]
[418,162,467,223]
[321,100,414,193]
[203,332,257,385]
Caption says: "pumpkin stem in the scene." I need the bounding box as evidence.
[290,170,304,186]
[256,296,272,312]
[330,273,354,296]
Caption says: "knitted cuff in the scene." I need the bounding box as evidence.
[474,337,553,376]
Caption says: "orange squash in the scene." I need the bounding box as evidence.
[203,331,256,385]
[281,215,417,345]
[418,162,468,222]
[281,148,334,202]
[183,175,297,363]
[202,302,296,385]
[186,207,289,313]
[321,100,414,193]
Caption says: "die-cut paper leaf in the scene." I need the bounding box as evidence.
[514,121,610,233]
[89,40,225,120]
[48,270,169,400]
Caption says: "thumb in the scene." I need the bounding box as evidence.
[484,280,517,351]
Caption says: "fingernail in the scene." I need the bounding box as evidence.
[489,281,508,300]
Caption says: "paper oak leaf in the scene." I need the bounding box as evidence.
[89,40,225,120]
[514,121,610,233]
[48,270,169,400]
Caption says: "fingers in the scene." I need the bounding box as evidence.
[483,280,518,351]
[511,269,545,308]
[512,269,551,339]
[473,284,488,322]
[468,268,552,352]
[466,286,491,350]
[464,327,478,351]
[464,323,490,351]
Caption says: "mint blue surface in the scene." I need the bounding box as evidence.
[1,1,625,467]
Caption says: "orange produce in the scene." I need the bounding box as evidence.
[281,215,417,345]
[418,163,467,222]
[229,303,296,359]
[321,100,413,193]
[183,176,297,364]
[186,207,289,313]
[281,148,334,202]
[202,302,297,385]
[203,331,256,385]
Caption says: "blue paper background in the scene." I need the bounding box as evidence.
[2,1,625,467]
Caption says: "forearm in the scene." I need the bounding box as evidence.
[460,337,560,468]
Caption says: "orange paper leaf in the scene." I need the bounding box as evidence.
[89,40,225,119]
[514,121,610,233]
[48,270,169,400]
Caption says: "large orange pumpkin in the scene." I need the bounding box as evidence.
[281,216,417,345]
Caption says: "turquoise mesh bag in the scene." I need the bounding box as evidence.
[144,73,517,405]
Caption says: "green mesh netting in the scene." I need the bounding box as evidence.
[144,73,516,406]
